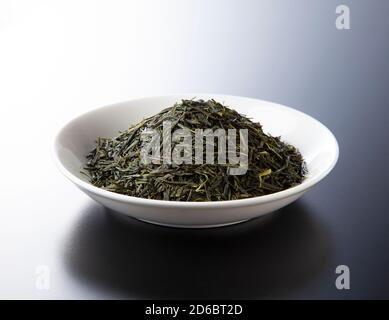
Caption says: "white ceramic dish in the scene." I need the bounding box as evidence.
[53,94,339,228]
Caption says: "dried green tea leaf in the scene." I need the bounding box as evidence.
[83,99,306,201]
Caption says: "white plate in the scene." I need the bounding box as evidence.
[53,94,339,228]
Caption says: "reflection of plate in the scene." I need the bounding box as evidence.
[53,94,339,228]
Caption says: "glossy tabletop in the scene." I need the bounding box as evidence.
[0,0,388,299]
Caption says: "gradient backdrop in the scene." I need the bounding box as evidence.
[0,0,388,299]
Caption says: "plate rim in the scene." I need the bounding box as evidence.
[52,93,339,208]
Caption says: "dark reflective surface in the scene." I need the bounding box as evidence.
[2,0,389,299]
[64,201,331,299]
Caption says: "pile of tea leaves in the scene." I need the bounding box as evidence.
[83,99,306,201]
